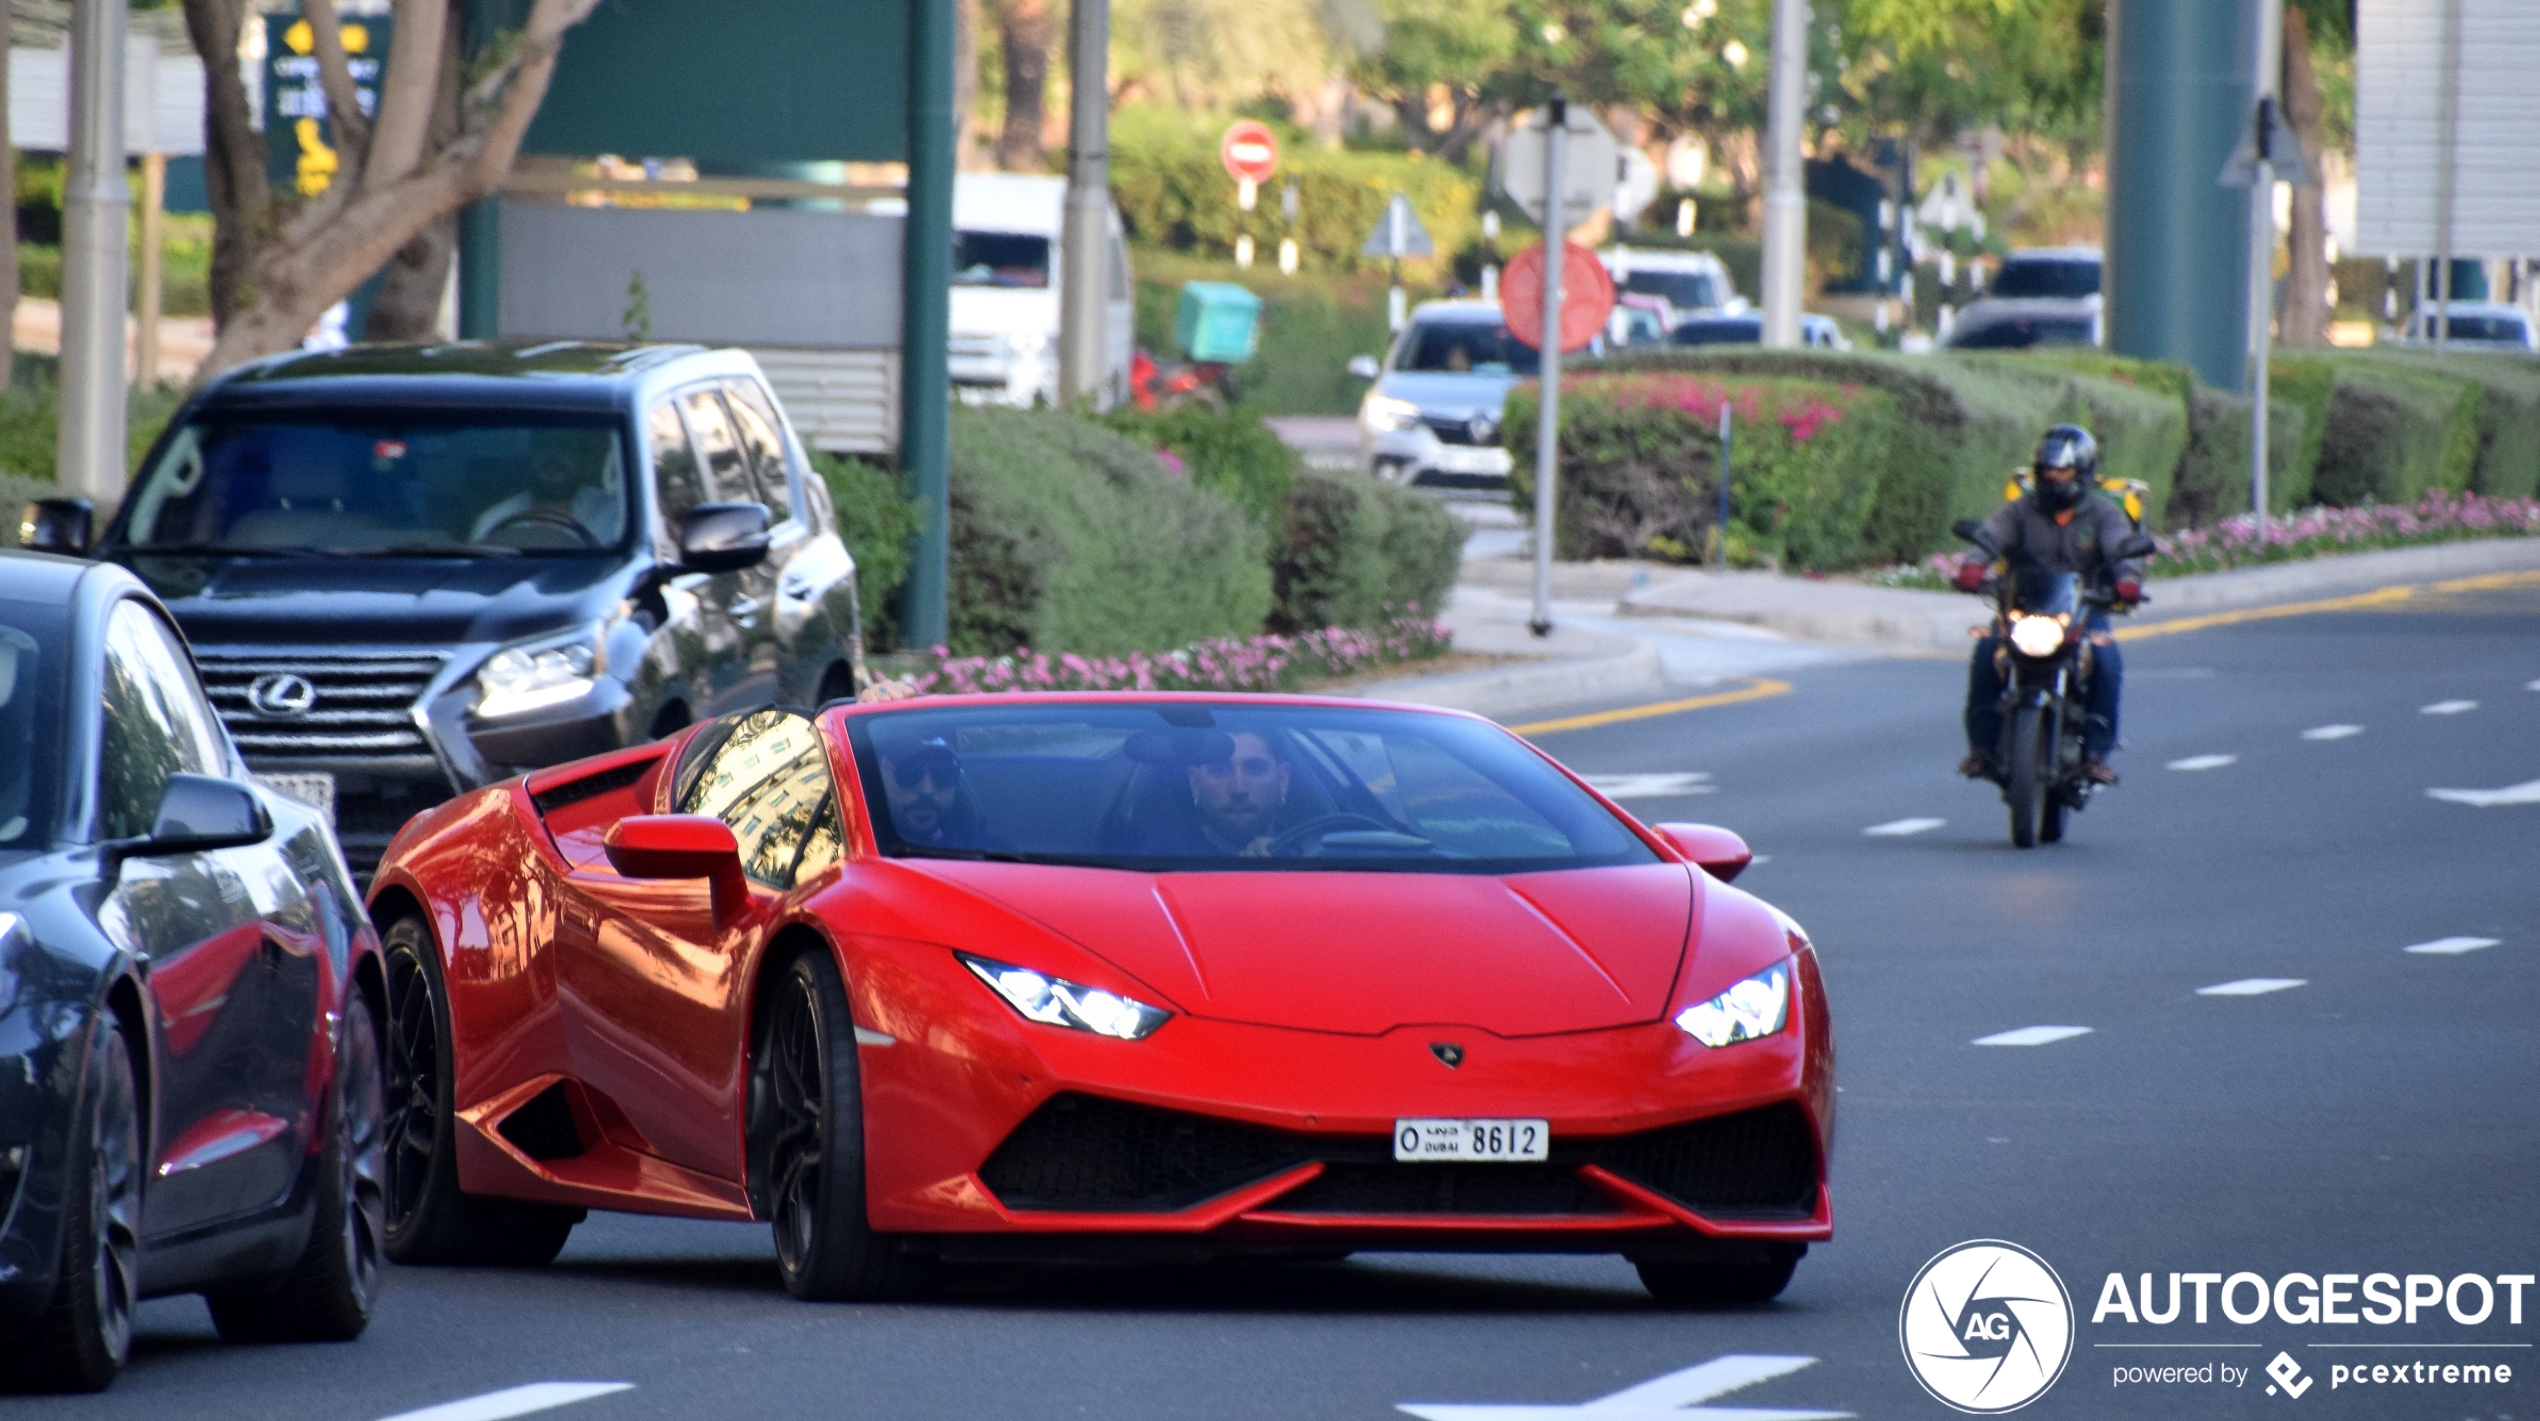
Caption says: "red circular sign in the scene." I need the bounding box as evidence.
[1500,241,1615,353]
[1220,121,1280,185]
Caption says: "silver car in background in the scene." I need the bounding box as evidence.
[1350,299,1545,489]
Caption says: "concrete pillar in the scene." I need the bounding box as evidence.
[58,0,130,501]
[899,0,956,649]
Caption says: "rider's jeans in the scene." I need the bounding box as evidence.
[1964,609,2124,761]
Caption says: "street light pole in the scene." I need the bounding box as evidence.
[1058,0,1112,408]
[59,0,129,503]
[1759,0,1807,348]
[2245,0,2282,535]
[1528,97,1569,640]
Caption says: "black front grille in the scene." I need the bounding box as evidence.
[979,1095,1310,1212]
[1422,414,1496,447]
[1271,1161,1620,1216]
[197,648,447,761]
[1596,1102,1821,1219]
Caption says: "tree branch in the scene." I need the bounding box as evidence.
[298,0,373,166]
[363,0,448,193]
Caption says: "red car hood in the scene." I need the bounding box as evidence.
[908,861,1697,1037]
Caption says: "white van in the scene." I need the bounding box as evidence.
[949,174,1135,408]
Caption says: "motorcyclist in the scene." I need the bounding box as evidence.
[1953,424,2144,786]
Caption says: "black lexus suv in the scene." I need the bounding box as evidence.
[32,341,869,869]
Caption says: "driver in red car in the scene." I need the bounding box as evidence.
[1188,730,1291,856]
[879,735,979,848]
[470,429,624,545]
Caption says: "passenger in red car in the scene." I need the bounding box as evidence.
[1188,730,1291,855]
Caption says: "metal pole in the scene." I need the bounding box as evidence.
[2247,0,2281,532]
[2432,0,2461,354]
[1714,402,1732,568]
[137,151,164,389]
[59,0,129,504]
[901,0,957,648]
[1759,0,1807,348]
[1528,98,1569,640]
[1058,0,1112,407]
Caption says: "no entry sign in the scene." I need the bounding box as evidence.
[1221,121,1280,185]
[1500,240,1614,352]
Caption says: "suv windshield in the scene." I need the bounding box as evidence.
[1397,319,1540,375]
[2415,314,2528,343]
[118,412,631,555]
[1950,315,2095,349]
[1989,257,2101,300]
[848,702,1657,874]
[1621,269,1719,311]
[0,599,66,850]
[953,230,1051,288]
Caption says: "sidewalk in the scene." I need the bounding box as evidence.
[14,295,214,384]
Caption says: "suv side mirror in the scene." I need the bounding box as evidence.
[605,814,751,925]
[20,498,94,556]
[677,503,770,573]
[1653,822,1752,883]
[1346,354,1381,380]
[143,774,273,854]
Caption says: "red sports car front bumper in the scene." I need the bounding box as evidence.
[848,936,1833,1257]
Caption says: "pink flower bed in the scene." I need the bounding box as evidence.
[1869,490,2540,590]
[901,613,1453,695]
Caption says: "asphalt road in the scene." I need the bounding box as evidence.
[27,584,2538,1421]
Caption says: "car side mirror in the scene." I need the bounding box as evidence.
[1346,354,1381,380]
[2112,532,2158,561]
[605,814,751,925]
[143,774,273,854]
[1653,823,1752,883]
[20,498,94,556]
[677,503,770,574]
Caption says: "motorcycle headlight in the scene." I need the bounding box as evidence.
[957,953,1172,1040]
[2007,613,2067,659]
[474,628,604,720]
[1673,960,1791,1048]
[1362,394,1423,433]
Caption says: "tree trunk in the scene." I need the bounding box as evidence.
[0,6,17,390]
[2280,9,2331,348]
[185,0,272,331]
[995,0,1052,171]
[952,0,980,169]
[363,12,464,341]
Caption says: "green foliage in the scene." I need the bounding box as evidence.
[2174,386,2312,528]
[1098,406,1299,527]
[1268,468,1462,632]
[0,353,187,486]
[2341,348,2540,500]
[1109,106,1481,275]
[944,406,1271,657]
[2262,356,2336,509]
[2310,361,2482,506]
[0,470,57,548]
[1131,246,1396,415]
[810,452,921,652]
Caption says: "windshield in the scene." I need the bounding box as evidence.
[1989,258,2100,300]
[2012,569,2084,618]
[1397,319,1540,375]
[1949,316,2095,350]
[1622,269,1719,311]
[117,413,632,556]
[1674,319,1761,347]
[953,230,1052,288]
[0,600,66,849]
[848,702,1658,874]
[2415,314,2528,343]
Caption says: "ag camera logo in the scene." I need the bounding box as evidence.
[1901,1239,2077,1413]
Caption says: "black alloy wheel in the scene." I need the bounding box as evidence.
[5,1019,142,1391]
[753,949,932,1301]
[379,917,577,1267]
[2004,705,2045,849]
[1635,1245,1803,1307]
[207,994,387,1341]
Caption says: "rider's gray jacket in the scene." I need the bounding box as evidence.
[1976,491,2144,589]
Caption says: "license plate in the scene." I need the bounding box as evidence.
[254,771,336,826]
[1435,446,1513,474]
[1393,1118,1550,1162]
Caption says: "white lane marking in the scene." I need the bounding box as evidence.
[2197,978,2307,996]
[2420,699,2479,715]
[379,1383,634,1421]
[1973,1025,2093,1047]
[2528,678,2540,691]
[1583,772,1716,799]
[2405,936,2501,955]
[1863,817,1945,836]
[853,1027,897,1047]
[2301,724,2364,740]
[1400,1353,1849,1420]
[2428,779,2540,807]
[2166,754,2238,770]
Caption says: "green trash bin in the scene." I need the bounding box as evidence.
[1176,281,1263,364]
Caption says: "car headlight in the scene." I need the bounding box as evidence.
[1673,960,1790,1048]
[957,952,1171,1040]
[1362,394,1423,433]
[474,628,604,720]
[2007,612,2067,658]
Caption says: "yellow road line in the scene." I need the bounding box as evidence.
[2118,564,2540,641]
[1509,677,1793,736]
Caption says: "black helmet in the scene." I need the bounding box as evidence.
[2031,424,2098,511]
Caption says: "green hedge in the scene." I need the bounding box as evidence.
[2342,348,2540,499]
[1098,406,1297,527]
[1130,246,1394,416]
[1110,106,1480,276]
[810,453,922,652]
[943,406,1270,658]
[2311,360,2481,506]
[0,353,187,484]
[2262,357,2336,508]
[1268,468,1462,632]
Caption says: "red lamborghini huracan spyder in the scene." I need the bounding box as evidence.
[365,695,1832,1303]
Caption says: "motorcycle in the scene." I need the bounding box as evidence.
[1953,518,2158,848]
